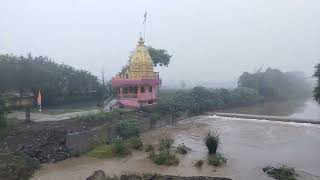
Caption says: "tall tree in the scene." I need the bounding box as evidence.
[147,46,172,67]
[313,63,320,104]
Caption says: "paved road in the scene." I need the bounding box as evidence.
[8,109,100,122]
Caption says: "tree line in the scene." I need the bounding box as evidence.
[0,54,103,106]
[153,68,312,116]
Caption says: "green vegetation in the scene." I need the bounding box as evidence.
[126,137,143,150]
[174,143,191,154]
[144,144,155,153]
[0,54,107,106]
[204,131,220,155]
[147,46,172,67]
[0,97,8,129]
[150,152,179,166]
[313,63,320,104]
[149,138,179,166]
[194,160,204,168]
[238,68,311,100]
[88,137,141,158]
[75,110,123,122]
[263,166,298,180]
[207,154,227,167]
[117,119,142,138]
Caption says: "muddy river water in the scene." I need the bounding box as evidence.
[32,113,320,180]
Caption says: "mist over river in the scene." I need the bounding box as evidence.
[32,109,320,180]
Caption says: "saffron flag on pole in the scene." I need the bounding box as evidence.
[37,90,42,112]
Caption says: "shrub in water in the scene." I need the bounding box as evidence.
[158,137,174,153]
[145,144,155,153]
[112,138,131,156]
[174,143,191,154]
[204,131,220,154]
[151,152,179,166]
[263,165,298,180]
[207,153,227,167]
[126,137,143,150]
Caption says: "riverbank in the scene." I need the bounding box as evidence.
[31,115,320,180]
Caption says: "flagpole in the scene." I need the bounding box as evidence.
[144,20,146,41]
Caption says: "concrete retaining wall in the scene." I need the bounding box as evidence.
[66,124,117,155]
[66,111,190,155]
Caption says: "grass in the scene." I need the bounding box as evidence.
[263,165,298,180]
[150,152,179,166]
[204,131,220,155]
[88,137,144,159]
[207,153,227,167]
[126,137,143,150]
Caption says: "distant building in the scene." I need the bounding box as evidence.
[110,37,161,108]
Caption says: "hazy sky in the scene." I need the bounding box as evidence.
[1,0,320,83]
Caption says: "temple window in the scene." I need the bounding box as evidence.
[149,86,152,92]
[141,87,145,93]
[129,86,133,93]
[133,86,138,94]
[123,87,128,94]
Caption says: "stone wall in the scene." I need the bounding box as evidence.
[66,124,117,155]
[66,110,190,155]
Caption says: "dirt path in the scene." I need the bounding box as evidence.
[8,109,99,122]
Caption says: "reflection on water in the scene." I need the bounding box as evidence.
[32,116,320,180]
[218,98,320,119]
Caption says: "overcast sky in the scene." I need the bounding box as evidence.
[1,0,319,84]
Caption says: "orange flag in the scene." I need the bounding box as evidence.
[37,90,42,106]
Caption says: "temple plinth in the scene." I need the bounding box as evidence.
[111,37,161,108]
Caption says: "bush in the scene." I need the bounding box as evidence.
[87,144,115,158]
[117,119,142,138]
[158,138,174,153]
[150,152,179,166]
[204,131,220,154]
[112,138,131,156]
[0,97,8,129]
[194,160,204,168]
[126,137,143,150]
[88,138,130,158]
[263,166,298,180]
[174,143,191,154]
[145,144,155,154]
[207,154,227,167]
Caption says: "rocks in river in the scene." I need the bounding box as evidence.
[86,170,107,180]
[86,170,232,180]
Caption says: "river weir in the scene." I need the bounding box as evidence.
[31,115,320,180]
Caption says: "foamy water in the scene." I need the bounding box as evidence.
[31,116,320,180]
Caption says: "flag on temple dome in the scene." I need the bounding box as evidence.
[143,11,147,24]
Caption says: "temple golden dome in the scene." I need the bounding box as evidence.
[129,37,155,79]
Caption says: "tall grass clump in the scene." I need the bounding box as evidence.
[149,138,179,166]
[204,131,220,154]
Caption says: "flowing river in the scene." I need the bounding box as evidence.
[32,99,320,180]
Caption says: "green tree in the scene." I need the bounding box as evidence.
[147,46,172,67]
[314,63,320,104]
[0,97,8,128]
[0,54,102,106]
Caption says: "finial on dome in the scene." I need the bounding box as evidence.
[138,36,145,45]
